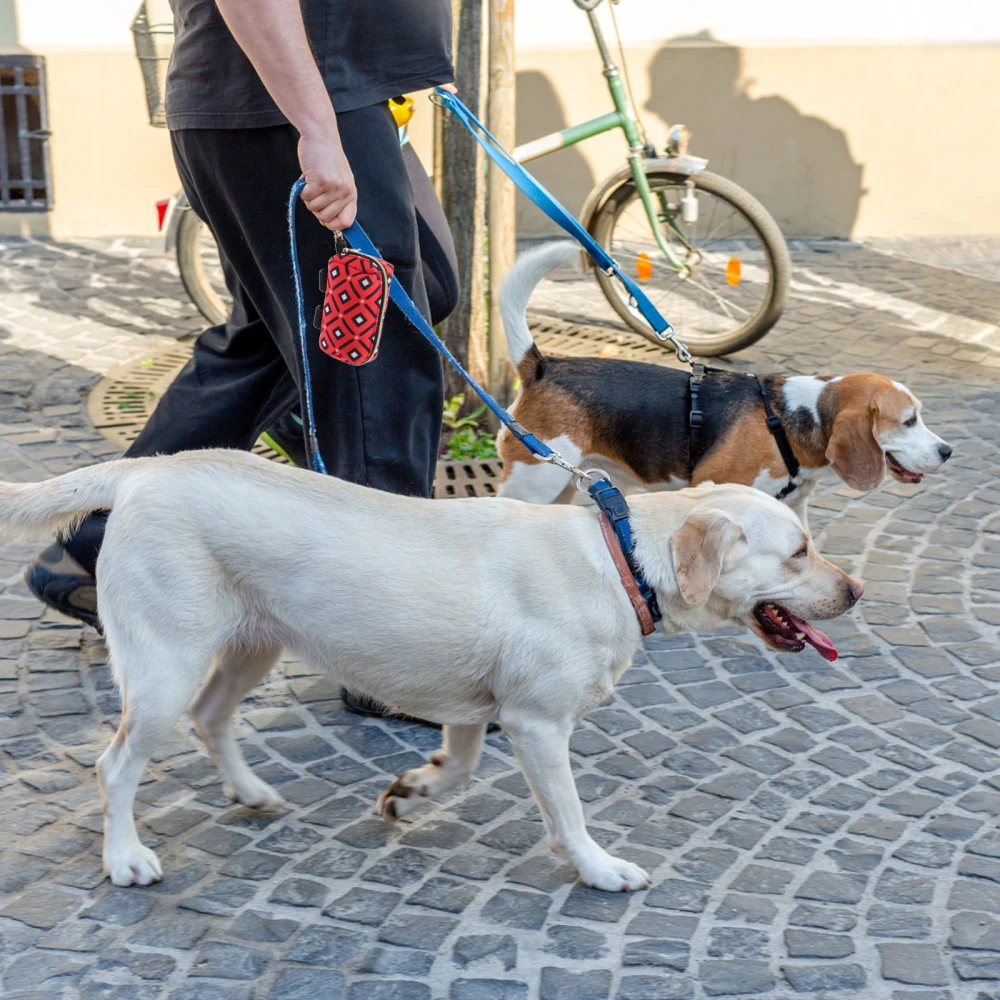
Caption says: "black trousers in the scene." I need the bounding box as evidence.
[67,105,444,574]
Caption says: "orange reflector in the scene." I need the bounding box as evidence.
[726,257,742,286]
[636,252,653,281]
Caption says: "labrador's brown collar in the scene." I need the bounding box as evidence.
[597,512,656,636]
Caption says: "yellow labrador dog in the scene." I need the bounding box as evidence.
[0,450,862,892]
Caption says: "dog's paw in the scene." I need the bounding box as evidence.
[376,781,425,822]
[578,854,650,893]
[104,844,163,887]
[224,774,284,811]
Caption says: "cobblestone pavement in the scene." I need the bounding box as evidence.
[1,236,1000,1000]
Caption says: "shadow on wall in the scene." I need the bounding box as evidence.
[514,70,596,234]
[647,35,865,238]
[0,0,19,47]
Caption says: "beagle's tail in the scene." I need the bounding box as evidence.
[0,459,147,538]
[499,240,578,383]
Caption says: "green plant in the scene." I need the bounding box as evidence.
[441,393,497,460]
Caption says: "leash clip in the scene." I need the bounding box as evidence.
[576,467,611,494]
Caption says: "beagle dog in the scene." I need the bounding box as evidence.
[497,243,952,528]
[0,451,860,892]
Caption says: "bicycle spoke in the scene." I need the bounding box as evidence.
[603,177,772,344]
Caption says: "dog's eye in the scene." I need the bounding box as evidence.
[903,416,918,428]
[793,544,808,559]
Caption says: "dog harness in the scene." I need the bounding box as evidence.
[689,366,800,499]
[753,374,801,499]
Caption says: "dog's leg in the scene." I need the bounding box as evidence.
[505,718,650,892]
[189,642,284,810]
[97,646,207,887]
[788,479,817,534]
[376,723,486,820]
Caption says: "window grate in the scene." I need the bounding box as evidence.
[0,56,52,211]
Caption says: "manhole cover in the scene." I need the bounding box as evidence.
[85,314,675,496]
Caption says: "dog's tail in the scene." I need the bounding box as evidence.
[0,459,148,538]
[499,240,578,384]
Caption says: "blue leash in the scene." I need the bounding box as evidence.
[431,88,690,365]
[288,177,553,478]
[287,90,666,625]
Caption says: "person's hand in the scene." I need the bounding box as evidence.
[439,82,457,94]
[298,129,357,231]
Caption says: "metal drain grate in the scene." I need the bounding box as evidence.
[531,313,687,368]
[86,346,292,465]
[84,313,671,496]
[435,460,503,498]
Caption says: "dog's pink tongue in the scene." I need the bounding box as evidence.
[785,610,838,662]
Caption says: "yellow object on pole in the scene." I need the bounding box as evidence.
[487,0,516,402]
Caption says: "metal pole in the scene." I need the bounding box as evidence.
[487,0,515,402]
[440,0,488,402]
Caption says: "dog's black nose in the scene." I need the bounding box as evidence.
[938,443,952,462]
[847,580,864,607]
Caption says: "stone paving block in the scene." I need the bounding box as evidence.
[543,925,607,960]
[892,839,955,868]
[879,943,950,986]
[950,911,1000,951]
[795,871,867,904]
[646,879,709,913]
[867,904,933,939]
[80,888,157,926]
[788,904,857,931]
[881,791,944,817]
[729,864,795,895]
[450,980,527,1000]
[622,938,690,970]
[784,929,854,957]
[8,240,1000,997]
[926,813,985,842]
[699,960,775,996]
[781,963,866,992]
[539,968,612,1000]
[616,975,694,999]
[481,889,551,930]
[190,941,270,980]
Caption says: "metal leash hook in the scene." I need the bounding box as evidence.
[576,467,611,494]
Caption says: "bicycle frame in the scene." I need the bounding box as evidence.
[511,1,687,271]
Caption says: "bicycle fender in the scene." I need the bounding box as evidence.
[578,155,709,270]
[160,193,185,252]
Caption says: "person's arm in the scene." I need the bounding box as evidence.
[215,0,356,230]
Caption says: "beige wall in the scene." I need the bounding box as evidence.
[0,48,180,239]
[516,41,1000,239]
[0,38,996,238]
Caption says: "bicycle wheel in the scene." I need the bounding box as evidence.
[176,206,230,327]
[592,169,790,356]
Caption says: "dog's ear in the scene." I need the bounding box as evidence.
[826,404,885,491]
[670,513,744,605]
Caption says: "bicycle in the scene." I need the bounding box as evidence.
[520,0,790,356]
[137,0,789,357]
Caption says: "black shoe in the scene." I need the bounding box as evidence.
[340,687,500,732]
[341,687,441,728]
[260,411,309,468]
[24,542,102,632]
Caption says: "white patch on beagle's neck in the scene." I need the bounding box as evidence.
[781,376,839,424]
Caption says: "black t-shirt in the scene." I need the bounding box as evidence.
[165,0,454,130]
